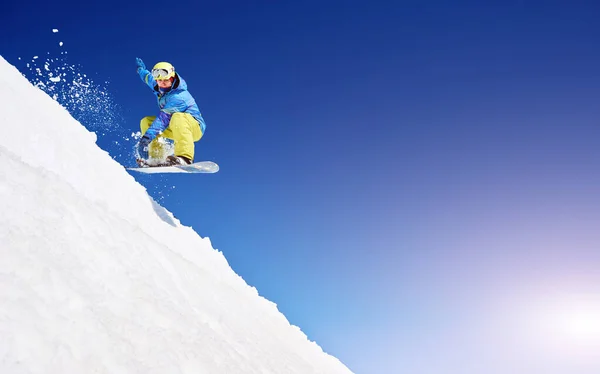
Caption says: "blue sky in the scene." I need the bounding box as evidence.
[3,1,600,372]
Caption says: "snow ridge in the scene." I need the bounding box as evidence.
[0,56,352,374]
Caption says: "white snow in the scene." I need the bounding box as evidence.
[0,55,353,374]
[59,42,64,47]
[52,29,59,33]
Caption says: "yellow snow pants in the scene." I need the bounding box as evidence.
[140,113,203,161]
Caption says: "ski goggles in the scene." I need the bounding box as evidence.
[152,68,174,80]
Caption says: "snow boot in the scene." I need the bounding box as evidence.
[165,155,193,166]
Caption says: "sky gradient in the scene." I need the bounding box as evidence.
[3,1,600,372]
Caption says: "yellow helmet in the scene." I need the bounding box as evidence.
[151,62,175,80]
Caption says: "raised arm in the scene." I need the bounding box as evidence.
[136,57,157,90]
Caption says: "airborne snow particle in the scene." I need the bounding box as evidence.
[52,29,59,33]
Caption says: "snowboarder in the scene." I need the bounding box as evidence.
[134,58,206,167]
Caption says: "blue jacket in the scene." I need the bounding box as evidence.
[138,69,206,140]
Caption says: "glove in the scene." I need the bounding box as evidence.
[136,135,151,160]
[136,57,146,73]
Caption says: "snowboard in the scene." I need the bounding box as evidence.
[128,161,219,174]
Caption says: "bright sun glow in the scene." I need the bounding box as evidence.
[528,293,600,354]
[555,305,600,338]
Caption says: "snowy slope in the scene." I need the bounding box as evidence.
[0,56,353,374]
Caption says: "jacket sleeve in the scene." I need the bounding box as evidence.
[138,68,157,90]
[144,111,171,141]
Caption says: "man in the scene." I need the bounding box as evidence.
[135,57,206,166]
